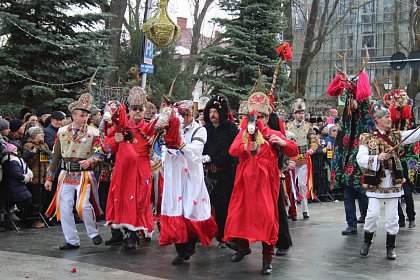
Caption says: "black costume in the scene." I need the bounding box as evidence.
[202,94,238,242]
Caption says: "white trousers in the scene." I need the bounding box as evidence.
[59,182,99,246]
[364,197,399,235]
[296,164,309,215]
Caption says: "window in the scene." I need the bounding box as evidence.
[362,35,375,48]
[363,1,375,14]
[339,2,346,15]
[340,36,345,50]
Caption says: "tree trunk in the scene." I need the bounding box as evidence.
[393,0,400,88]
[407,0,420,102]
[182,0,215,96]
[296,0,320,96]
[104,0,128,86]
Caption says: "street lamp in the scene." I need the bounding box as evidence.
[384,78,393,91]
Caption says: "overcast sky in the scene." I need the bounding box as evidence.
[168,0,226,37]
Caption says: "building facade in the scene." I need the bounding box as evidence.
[292,0,412,101]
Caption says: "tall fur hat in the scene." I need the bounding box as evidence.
[203,94,230,123]
[292,98,306,113]
[68,93,93,113]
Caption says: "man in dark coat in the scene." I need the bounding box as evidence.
[202,94,238,248]
[43,111,65,150]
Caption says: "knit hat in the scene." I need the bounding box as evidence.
[127,86,147,107]
[9,119,23,133]
[68,93,93,113]
[330,109,338,115]
[0,119,9,131]
[203,94,230,123]
[6,143,17,153]
[248,92,272,115]
[26,126,44,139]
[329,125,338,135]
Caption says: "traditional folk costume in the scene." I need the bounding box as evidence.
[158,101,217,265]
[224,92,298,275]
[326,68,372,234]
[45,93,104,249]
[202,94,239,245]
[357,101,420,260]
[387,90,418,228]
[285,99,317,219]
[104,87,155,249]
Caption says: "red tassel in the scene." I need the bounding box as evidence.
[401,104,412,120]
[356,71,372,102]
[326,73,345,97]
[390,105,398,123]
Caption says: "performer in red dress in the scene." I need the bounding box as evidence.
[103,87,155,249]
[224,92,298,275]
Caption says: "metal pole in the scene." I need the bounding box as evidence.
[141,0,152,89]
[367,58,420,64]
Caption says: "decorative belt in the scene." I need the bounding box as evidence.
[205,164,233,173]
[61,161,92,172]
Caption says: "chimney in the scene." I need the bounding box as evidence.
[177,17,187,31]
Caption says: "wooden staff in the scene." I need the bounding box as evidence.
[269,57,284,97]
[387,126,420,155]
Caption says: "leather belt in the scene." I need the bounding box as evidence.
[205,164,233,173]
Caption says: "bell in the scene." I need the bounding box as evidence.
[142,0,181,47]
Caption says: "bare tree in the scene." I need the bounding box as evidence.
[183,0,216,73]
[407,0,420,101]
[294,0,360,96]
[102,0,128,86]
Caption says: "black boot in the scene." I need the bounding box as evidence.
[105,228,124,245]
[125,230,138,249]
[261,262,273,275]
[360,231,374,256]
[386,234,397,260]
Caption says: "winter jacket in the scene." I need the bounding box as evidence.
[1,153,33,203]
[44,124,59,151]
[23,141,50,185]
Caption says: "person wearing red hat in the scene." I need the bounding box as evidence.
[224,92,298,275]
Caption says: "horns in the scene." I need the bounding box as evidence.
[334,52,349,81]
[334,45,370,82]
[353,45,370,79]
